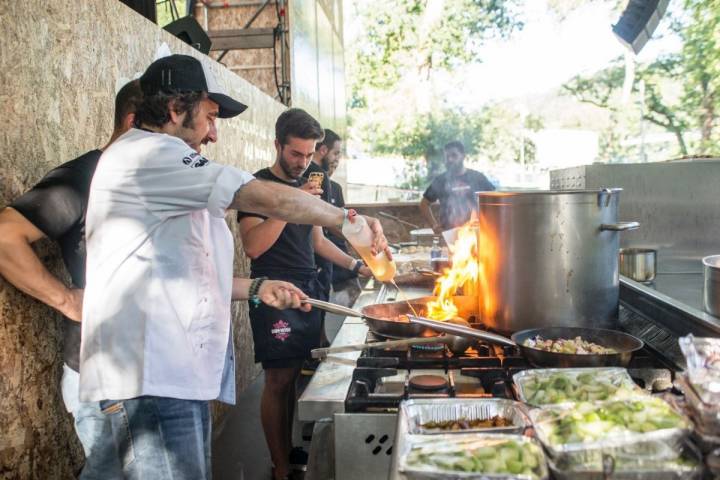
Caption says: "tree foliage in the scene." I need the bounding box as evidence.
[562,0,720,157]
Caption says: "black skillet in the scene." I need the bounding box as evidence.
[408,317,644,368]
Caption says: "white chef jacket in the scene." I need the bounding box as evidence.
[80,128,254,403]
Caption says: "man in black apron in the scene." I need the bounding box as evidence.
[238,109,370,480]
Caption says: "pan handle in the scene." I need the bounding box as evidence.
[407,315,516,347]
[303,298,365,318]
[600,222,640,231]
[311,336,447,359]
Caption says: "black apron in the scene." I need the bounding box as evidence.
[249,268,322,364]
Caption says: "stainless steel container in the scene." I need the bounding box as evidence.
[619,248,657,283]
[476,189,638,333]
[703,255,720,317]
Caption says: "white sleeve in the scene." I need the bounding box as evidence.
[135,143,255,218]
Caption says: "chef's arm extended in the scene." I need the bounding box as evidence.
[0,207,83,321]
[232,179,389,256]
[312,227,371,277]
[232,277,310,311]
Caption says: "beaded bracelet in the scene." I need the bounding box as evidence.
[248,276,268,308]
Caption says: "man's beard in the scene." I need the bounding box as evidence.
[278,149,305,179]
[321,155,330,171]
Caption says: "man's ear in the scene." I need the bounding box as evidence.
[317,144,328,157]
[167,100,181,125]
[123,113,136,131]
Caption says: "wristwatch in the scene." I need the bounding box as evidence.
[351,259,364,275]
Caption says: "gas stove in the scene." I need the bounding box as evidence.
[344,322,676,414]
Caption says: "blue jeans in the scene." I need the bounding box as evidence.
[61,365,123,479]
[100,396,212,480]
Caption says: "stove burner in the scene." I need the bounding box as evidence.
[409,374,449,391]
[411,343,445,352]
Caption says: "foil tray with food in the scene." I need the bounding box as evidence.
[530,395,691,463]
[398,433,548,480]
[513,368,642,407]
[401,398,531,435]
[547,440,703,480]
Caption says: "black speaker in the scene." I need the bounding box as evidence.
[164,16,212,55]
[612,0,670,54]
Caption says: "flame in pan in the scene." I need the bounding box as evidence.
[426,215,498,321]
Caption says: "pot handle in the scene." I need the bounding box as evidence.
[600,221,640,231]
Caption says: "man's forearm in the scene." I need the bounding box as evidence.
[240,218,287,259]
[0,239,75,314]
[232,180,345,228]
[314,232,355,269]
[231,278,252,301]
[419,199,438,229]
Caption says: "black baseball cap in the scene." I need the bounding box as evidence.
[140,54,247,118]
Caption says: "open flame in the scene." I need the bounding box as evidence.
[426,215,498,322]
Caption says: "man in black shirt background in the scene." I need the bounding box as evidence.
[238,110,370,480]
[419,140,495,233]
[302,129,343,345]
[0,80,142,478]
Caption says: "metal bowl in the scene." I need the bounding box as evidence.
[619,248,657,283]
[703,255,720,317]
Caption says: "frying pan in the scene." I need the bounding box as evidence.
[303,298,475,353]
[408,317,644,368]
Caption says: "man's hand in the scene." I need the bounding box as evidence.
[58,288,84,322]
[362,215,392,259]
[358,265,373,277]
[300,181,323,197]
[258,280,311,312]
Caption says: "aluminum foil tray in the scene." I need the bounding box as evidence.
[401,398,531,435]
[397,433,548,480]
[530,395,691,461]
[513,367,641,407]
[547,441,703,480]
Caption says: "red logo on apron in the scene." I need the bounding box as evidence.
[271,319,291,341]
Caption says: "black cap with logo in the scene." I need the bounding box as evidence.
[140,54,247,118]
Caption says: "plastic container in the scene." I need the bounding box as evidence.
[675,372,720,436]
[400,398,531,435]
[513,367,641,406]
[342,215,396,282]
[398,433,548,480]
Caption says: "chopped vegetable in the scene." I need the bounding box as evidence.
[405,437,545,479]
[523,335,616,354]
[420,415,513,431]
[535,397,689,447]
[518,370,638,405]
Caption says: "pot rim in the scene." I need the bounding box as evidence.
[702,255,720,269]
[476,188,623,197]
[619,248,657,255]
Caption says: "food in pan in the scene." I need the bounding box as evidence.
[405,437,545,478]
[537,397,688,446]
[523,335,617,354]
[420,415,513,431]
[519,370,637,405]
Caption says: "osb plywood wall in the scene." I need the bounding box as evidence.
[0,1,285,477]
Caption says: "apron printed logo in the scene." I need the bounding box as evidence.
[271,320,291,341]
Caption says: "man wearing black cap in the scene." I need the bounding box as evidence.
[79,54,390,479]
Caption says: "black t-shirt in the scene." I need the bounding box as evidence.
[237,168,316,277]
[423,168,495,230]
[10,149,102,371]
